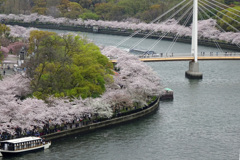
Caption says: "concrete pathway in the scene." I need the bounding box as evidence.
[1,55,18,77]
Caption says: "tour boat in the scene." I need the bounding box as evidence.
[129,49,156,55]
[0,137,51,157]
[160,88,174,101]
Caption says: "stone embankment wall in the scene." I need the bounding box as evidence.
[42,98,160,141]
[4,22,240,51]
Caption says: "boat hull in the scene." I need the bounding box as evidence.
[0,146,44,157]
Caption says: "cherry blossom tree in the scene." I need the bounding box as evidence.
[0,14,239,45]
[0,26,163,135]
[0,74,113,133]
[7,25,39,38]
[0,74,31,97]
[87,98,113,118]
[101,89,133,112]
[7,42,28,55]
[0,46,9,57]
[101,46,162,108]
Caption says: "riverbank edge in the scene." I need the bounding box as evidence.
[41,97,160,141]
[4,22,240,52]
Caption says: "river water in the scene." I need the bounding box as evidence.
[4,30,240,160]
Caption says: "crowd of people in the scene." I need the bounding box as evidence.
[200,51,240,56]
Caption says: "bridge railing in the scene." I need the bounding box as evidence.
[108,52,240,60]
[107,52,240,60]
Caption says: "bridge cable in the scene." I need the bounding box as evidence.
[199,0,240,49]
[145,4,193,53]
[198,9,223,53]
[198,5,225,32]
[129,0,193,50]
[198,9,224,53]
[198,5,240,49]
[209,0,240,14]
[199,3,240,49]
[198,2,239,32]
[108,0,189,52]
[199,0,240,24]
[149,0,189,24]
[199,6,240,48]
[146,2,193,52]
[167,0,193,20]
[201,0,240,19]
[164,8,193,55]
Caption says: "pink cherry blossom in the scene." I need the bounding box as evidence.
[0,14,238,45]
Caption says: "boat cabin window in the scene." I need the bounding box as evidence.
[8,143,14,151]
[0,142,15,151]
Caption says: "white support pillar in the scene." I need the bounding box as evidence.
[186,0,202,79]
[192,0,198,62]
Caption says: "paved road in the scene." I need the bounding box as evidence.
[1,68,15,77]
[1,55,18,77]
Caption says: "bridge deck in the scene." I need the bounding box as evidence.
[110,56,240,63]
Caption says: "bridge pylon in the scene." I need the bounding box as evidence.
[185,0,203,79]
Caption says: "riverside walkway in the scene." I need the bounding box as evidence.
[41,97,160,141]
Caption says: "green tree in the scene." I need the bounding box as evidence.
[79,10,99,20]
[46,0,61,17]
[95,3,113,20]
[0,0,6,13]
[64,2,83,19]
[58,0,70,16]
[224,0,234,5]
[0,23,9,80]
[0,24,10,37]
[58,0,83,19]
[28,30,57,55]
[108,5,127,20]
[27,31,113,100]
[32,0,47,15]
[118,0,150,16]
[217,6,240,32]
[78,0,92,9]
[140,4,164,22]
[1,0,16,14]
[47,0,61,6]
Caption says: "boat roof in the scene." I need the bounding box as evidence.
[130,49,147,52]
[129,49,156,53]
[164,88,173,91]
[0,137,41,144]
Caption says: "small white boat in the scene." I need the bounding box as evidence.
[160,88,174,101]
[0,137,51,157]
[129,49,156,55]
